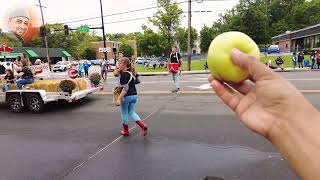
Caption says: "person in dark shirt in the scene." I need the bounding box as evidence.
[2,69,15,92]
[115,57,147,136]
[16,60,34,89]
[298,52,304,68]
[168,45,184,93]
[275,56,284,70]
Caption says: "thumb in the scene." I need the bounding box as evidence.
[231,49,279,82]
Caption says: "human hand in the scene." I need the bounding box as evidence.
[208,49,318,138]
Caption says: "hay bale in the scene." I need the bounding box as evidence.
[1,78,88,92]
[74,78,88,91]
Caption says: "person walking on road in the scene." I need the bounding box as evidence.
[297,52,304,68]
[83,61,91,78]
[100,59,109,82]
[78,62,84,78]
[168,45,184,93]
[310,51,316,69]
[115,57,147,136]
[316,50,320,69]
[292,52,297,70]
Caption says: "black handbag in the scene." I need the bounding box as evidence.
[135,74,141,84]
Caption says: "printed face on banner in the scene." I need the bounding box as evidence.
[1,3,41,44]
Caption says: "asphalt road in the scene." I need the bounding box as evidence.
[0,70,319,180]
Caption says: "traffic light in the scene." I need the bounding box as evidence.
[40,26,46,37]
[64,25,69,35]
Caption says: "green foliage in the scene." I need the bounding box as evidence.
[89,73,101,85]
[0,32,23,47]
[59,80,76,94]
[200,0,320,47]
[26,23,100,59]
[176,27,198,52]
[200,25,214,53]
[136,27,166,57]
[80,47,96,60]
[148,0,183,52]
[119,43,134,58]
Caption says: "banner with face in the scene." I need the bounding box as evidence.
[0,2,41,44]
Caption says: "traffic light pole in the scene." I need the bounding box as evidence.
[38,0,50,68]
[99,0,108,61]
[187,0,192,71]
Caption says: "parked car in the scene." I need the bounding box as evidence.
[90,59,101,65]
[52,61,71,72]
[136,58,145,65]
[268,45,280,54]
[79,60,92,65]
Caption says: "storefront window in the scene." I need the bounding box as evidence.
[304,37,311,49]
[315,35,320,48]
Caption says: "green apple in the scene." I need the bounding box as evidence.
[208,31,260,83]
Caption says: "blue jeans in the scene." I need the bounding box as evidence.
[2,83,9,92]
[120,95,141,125]
[172,72,180,89]
[16,78,33,89]
[292,61,296,69]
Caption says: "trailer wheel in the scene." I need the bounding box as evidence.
[7,94,23,113]
[26,94,44,113]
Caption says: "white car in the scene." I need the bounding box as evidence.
[52,61,71,72]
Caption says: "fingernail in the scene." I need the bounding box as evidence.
[231,48,241,56]
[211,80,218,88]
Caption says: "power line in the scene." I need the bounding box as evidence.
[87,16,154,27]
[50,0,195,25]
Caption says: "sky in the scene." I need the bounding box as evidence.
[0,0,239,35]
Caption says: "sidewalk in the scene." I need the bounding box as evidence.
[138,70,209,76]
[137,68,319,76]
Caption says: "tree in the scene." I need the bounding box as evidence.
[80,47,96,60]
[26,23,101,59]
[136,26,166,57]
[176,27,198,53]
[119,43,134,58]
[199,25,214,53]
[148,0,183,52]
[0,33,22,47]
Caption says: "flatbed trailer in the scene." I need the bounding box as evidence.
[0,86,102,113]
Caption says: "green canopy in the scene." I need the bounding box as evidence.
[61,51,72,57]
[0,52,22,59]
[25,50,39,58]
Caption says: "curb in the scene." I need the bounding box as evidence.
[138,71,210,76]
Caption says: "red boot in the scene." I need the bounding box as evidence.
[136,121,148,136]
[121,124,129,136]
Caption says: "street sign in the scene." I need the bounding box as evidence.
[77,26,90,32]
[99,47,110,53]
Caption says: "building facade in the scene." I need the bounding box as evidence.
[272,23,320,53]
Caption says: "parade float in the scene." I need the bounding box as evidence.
[0,62,102,113]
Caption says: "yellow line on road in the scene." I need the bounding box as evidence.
[94,90,213,95]
[94,90,320,95]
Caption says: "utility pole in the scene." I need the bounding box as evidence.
[38,0,50,65]
[187,0,192,71]
[264,0,268,57]
[99,0,108,61]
